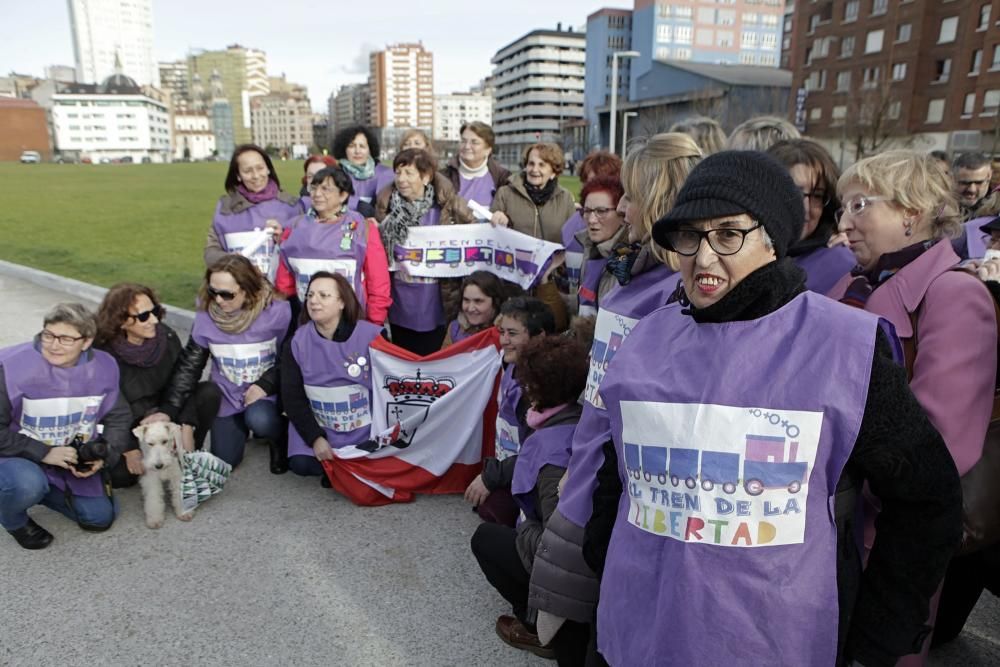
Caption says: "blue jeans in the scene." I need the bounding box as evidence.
[0,458,118,531]
[289,455,324,477]
[211,399,285,468]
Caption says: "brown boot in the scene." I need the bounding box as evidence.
[495,615,556,659]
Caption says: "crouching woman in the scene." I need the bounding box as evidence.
[0,303,131,549]
[471,335,589,660]
[280,272,383,487]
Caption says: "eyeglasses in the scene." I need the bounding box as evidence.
[128,305,163,323]
[309,183,340,196]
[834,195,891,223]
[662,222,764,257]
[39,330,86,346]
[958,179,989,188]
[801,191,830,208]
[581,207,621,219]
[207,287,239,301]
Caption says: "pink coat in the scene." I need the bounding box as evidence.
[828,239,996,475]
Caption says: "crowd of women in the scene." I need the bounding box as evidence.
[2,112,1000,666]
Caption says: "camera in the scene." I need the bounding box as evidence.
[68,434,109,472]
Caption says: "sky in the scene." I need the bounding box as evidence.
[1,0,617,111]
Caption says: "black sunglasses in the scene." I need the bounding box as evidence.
[129,304,163,322]
[208,287,238,301]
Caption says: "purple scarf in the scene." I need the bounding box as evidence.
[108,323,169,368]
[237,179,279,204]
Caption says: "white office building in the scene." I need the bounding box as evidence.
[68,0,158,87]
[433,91,493,142]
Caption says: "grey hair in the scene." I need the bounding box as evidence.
[761,227,774,250]
[727,116,801,152]
[43,302,98,339]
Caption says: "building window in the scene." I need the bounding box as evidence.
[865,30,884,53]
[844,0,859,22]
[698,7,715,22]
[675,48,692,60]
[985,90,1000,115]
[762,14,778,27]
[697,29,715,46]
[656,46,671,59]
[762,33,777,50]
[760,53,776,66]
[743,12,758,23]
[831,105,847,125]
[809,14,821,32]
[657,24,672,42]
[718,9,736,24]
[841,36,855,57]
[935,58,952,82]
[938,17,958,43]
[676,25,693,43]
[979,4,991,29]
[994,46,1000,70]
[872,0,887,16]
[896,23,911,42]
[971,50,983,75]
[810,107,822,120]
[742,31,759,48]
[926,99,945,123]
[658,2,671,18]
[674,5,693,19]
[836,71,852,91]
[740,52,757,64]
[892,62,906,81]
[888,101,901,119]
[863,66,881,88]
[718,31,734,47]
[964,93,977,116]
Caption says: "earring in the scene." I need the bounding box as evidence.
[904,221,913,237]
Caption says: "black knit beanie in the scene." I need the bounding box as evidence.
[652,150,804,259]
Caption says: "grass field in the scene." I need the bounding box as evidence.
[0,162,581,307]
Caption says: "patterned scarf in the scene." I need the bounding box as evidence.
[109,323,169,368]
[378,184,436,263]
[839,240,935,310]
[524,177,557,206]
[208,290,274,335]
[341,157,375,181]
[605,241,643,286]
[236,179,278,204]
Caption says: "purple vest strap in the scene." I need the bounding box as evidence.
[496,363,525,460]
[280,211,369,307]
[562,213,586,293]
[965,216,994,260]
[348,164,394,210]
[2,345,120,497]
[794,244,857,295]
[389,206,445,331]
[191,301,291,417]
[594,292,877,665]
[459,173,496,208]
[577,256,606,313]
[511,423,575,520]
[287,320,382,455]
[447,319,471,345]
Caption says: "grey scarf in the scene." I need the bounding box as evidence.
[379,184,436,262]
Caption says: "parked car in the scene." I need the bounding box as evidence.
[20,151,41,164]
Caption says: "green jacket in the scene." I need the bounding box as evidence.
[491,173,576,243]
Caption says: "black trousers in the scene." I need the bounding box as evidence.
[932,544,1000,646]
[471,522,595,666]
[390,324,446,356]
[109,381,222,489]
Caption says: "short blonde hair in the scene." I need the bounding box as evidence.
[727,116,801,152]
[669,116,726,155]
[839,150,962,240]
[621,133,703,269]
[521,142,564,174]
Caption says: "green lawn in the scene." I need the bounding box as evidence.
[0,162,581,308]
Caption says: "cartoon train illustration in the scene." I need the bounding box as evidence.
[425,247,463,268]
[590,332,624,372]
[623,434,807,496]
[464,246,494,266]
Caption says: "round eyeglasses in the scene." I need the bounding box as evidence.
[661,222,763,257]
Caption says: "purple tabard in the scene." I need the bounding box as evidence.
[2,345,120,497]
[280,211,369,306]
[298,195,312,213]
[794,244,857,295]
[212,196,301,273]
[459,173,496,207]
[965,216,993,260]
[389,206,446,332]
[287,320,382,457]
[562,212,585,295]
[594,292,877,666]
[577,256,606,317]
[191,301,291,417]
[348,164,394,210]
[584,263,680,409]
[496,363,526,461]
[511,423,575,520]
[447,319,472,345]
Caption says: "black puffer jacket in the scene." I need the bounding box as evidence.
[99,326,183,429]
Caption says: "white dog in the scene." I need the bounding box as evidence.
[133,422,193,529]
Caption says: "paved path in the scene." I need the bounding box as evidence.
[0,270,997,666]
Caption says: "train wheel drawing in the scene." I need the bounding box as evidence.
[701,479,714,492]
[722,482,737,495]
[643,471,652,483]
[745,479,765,496]
[658,473,668,485]
[685,477,697,490]
[670,474,680,487]
[631,470,641,480]
[787,480,801,494]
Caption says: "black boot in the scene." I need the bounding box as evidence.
[269,439,288,475]
[7,518,53,550]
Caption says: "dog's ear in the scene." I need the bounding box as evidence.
[167,422,183,452]
[132,424,147,440]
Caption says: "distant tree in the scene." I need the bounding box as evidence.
[845,80,910,160]
[265,144,280,157]
[183,146,191,160]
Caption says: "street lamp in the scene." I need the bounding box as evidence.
[609,50,640,155]
[621,112,638,157]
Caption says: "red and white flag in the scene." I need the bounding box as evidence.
[321,328,502,506]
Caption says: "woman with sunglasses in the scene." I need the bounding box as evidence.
[94,283,222,489]
[767,139,857,295]
[828,150,996,662]
[162,255,292,474]
[574,175,628,318]
[0,303,132,550]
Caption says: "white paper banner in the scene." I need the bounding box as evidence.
[391,223,563,289]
